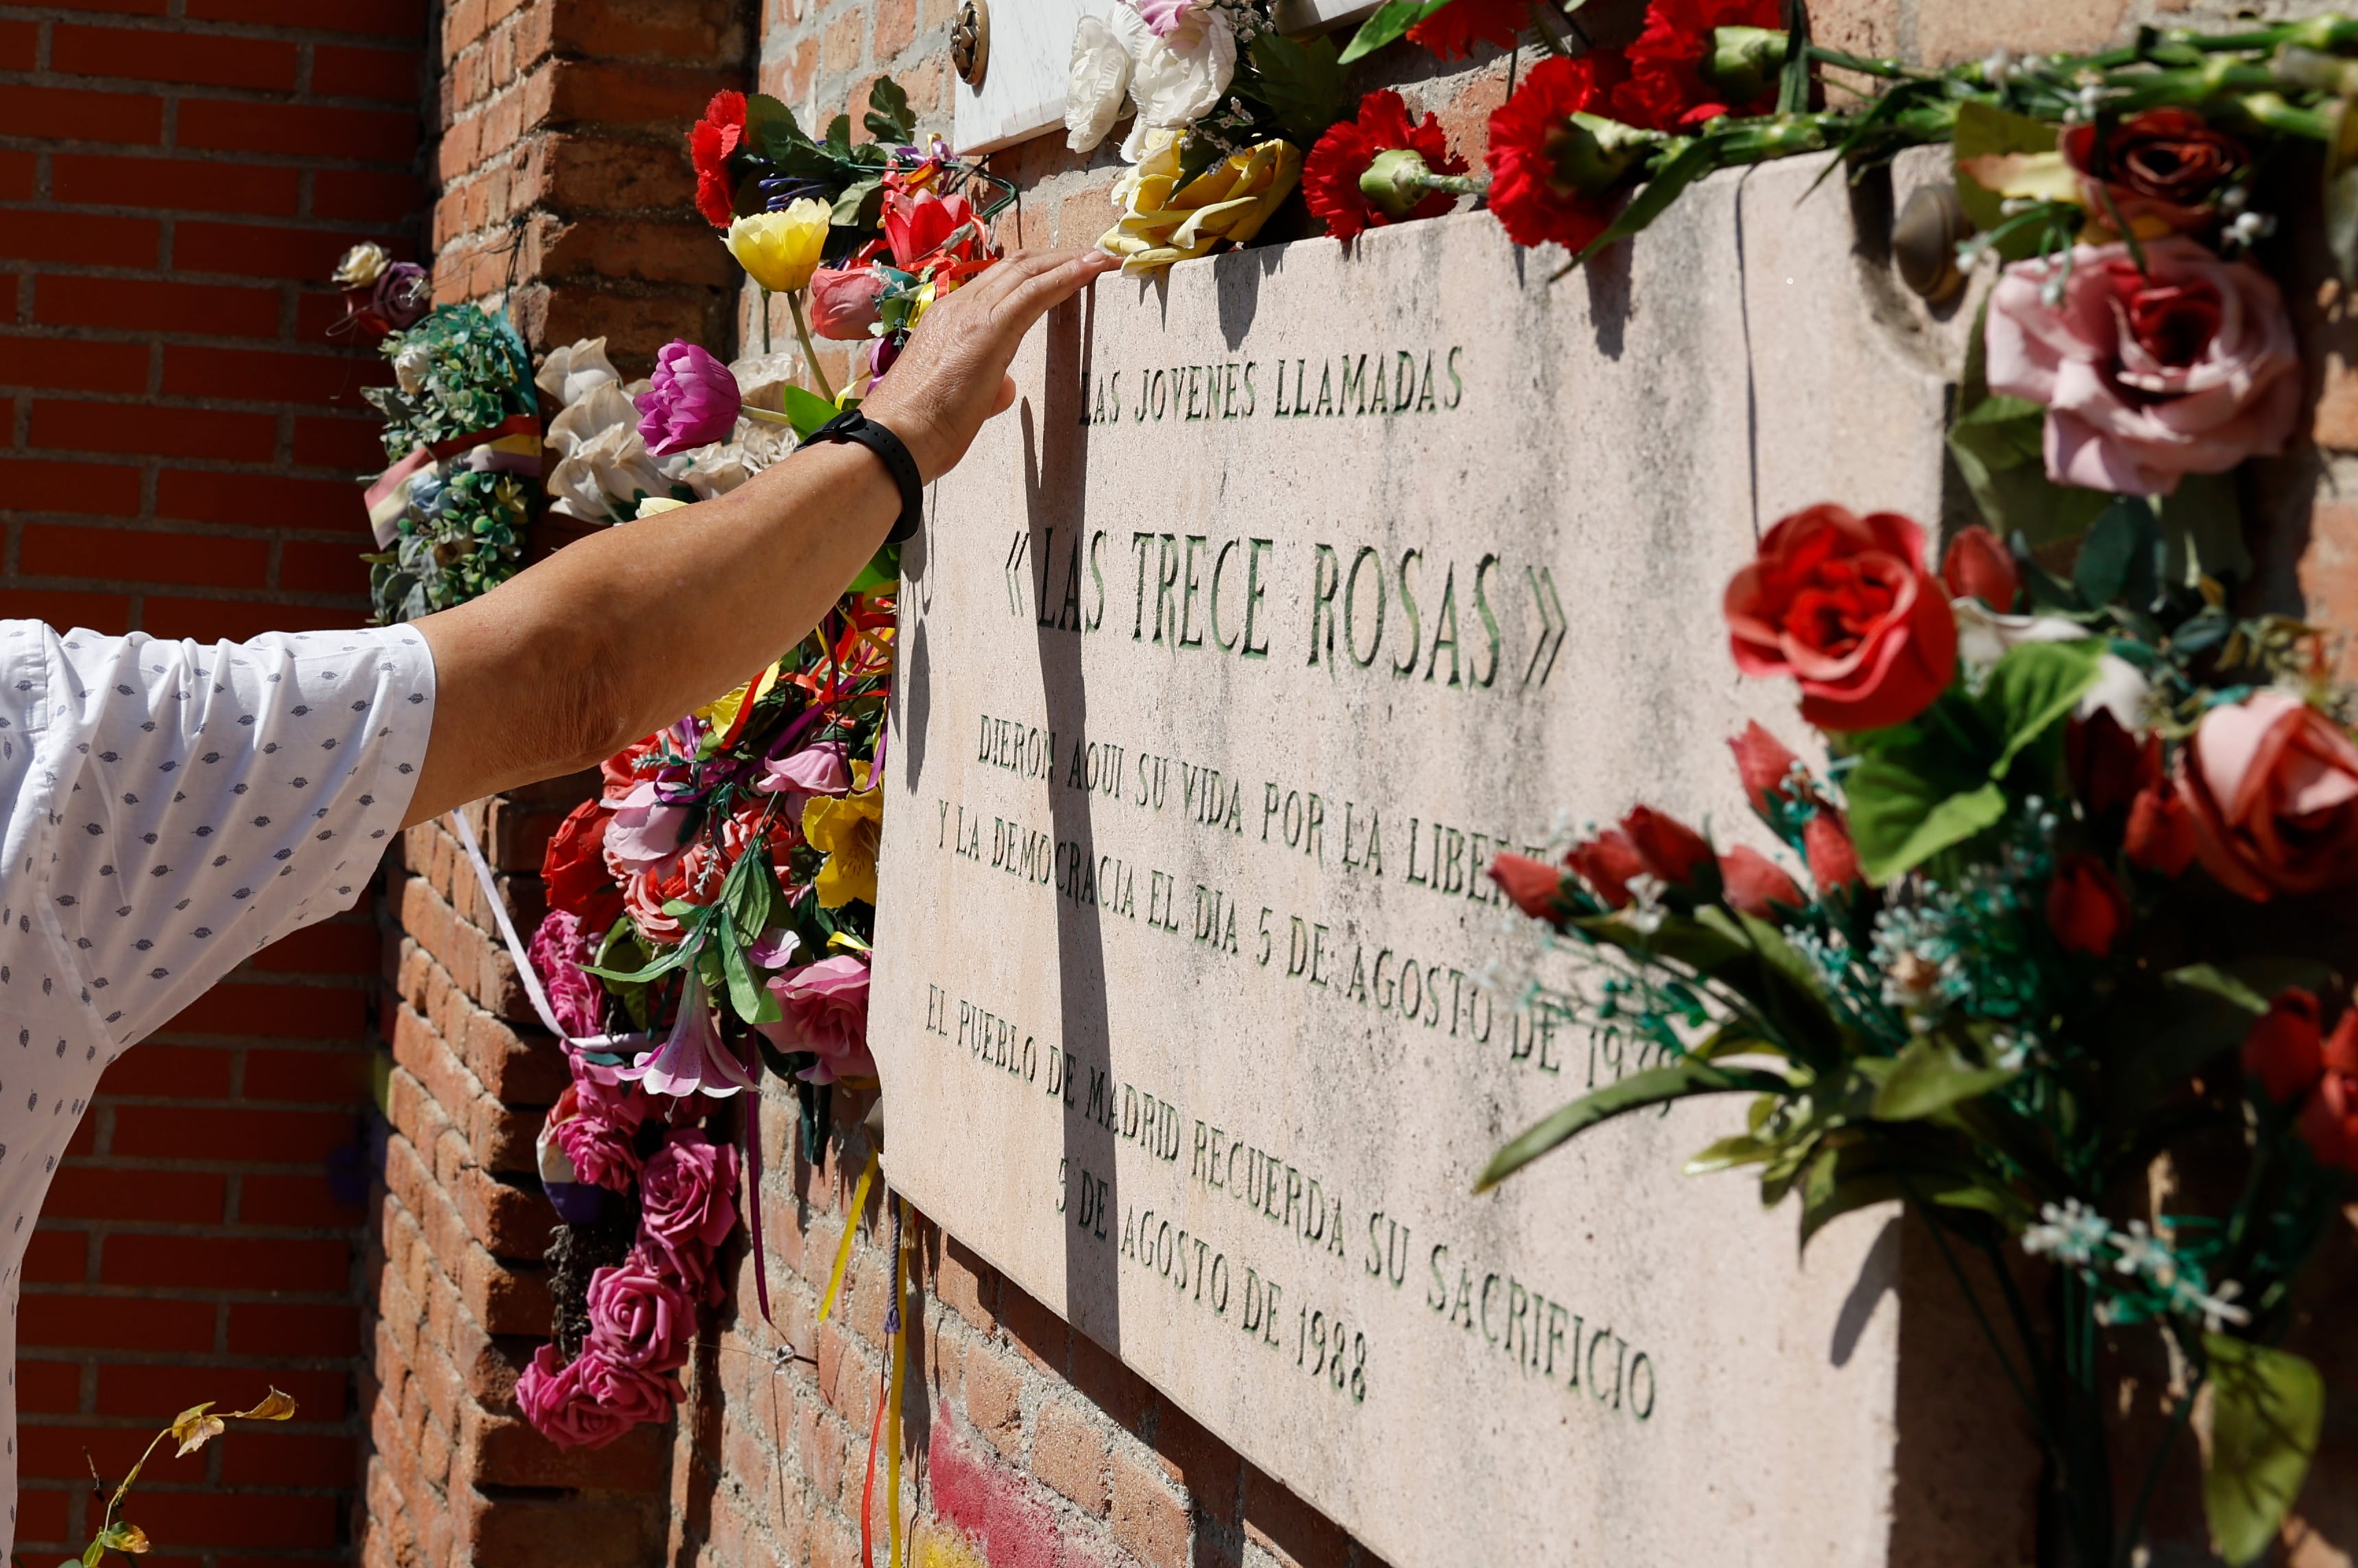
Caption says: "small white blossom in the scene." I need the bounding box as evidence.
[2113,1220,2176,1284]
[1622,874,1668,936]
[2227,210,2276,248]
[1982,47,2014,86]
[2023,1199,2111,1266]
[2172,1277,2251,1334]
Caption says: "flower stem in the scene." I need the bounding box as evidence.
[761,287,773,355]
[1804,42,1917,80]
[742,406,800,427]
[788,289,838,406]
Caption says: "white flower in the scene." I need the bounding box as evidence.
[1113,1,1235,162]
[1066,14,1135,155]
[535,337,621,410]
[545,379,639,458]
[2023,1199,2111,1266]
[1621,874,1668,935]
[546,419,670,524]
[392,340,432,395]
[2112,1219,2175,1284]
[2172,1277,2250,1334]
[663,442,759,499]
[2078,652,2152,731]
[333,242,391,289]
[1951,597,2089,668]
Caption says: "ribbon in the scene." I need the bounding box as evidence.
[886,1196,908,1568]
[743,1090,773,1327]
[818,1148,881,1325]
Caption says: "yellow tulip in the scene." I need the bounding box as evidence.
[726,200,830,293]
[1099,133,1302,277]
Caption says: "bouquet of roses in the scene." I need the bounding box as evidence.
[1487,502,2357,1567]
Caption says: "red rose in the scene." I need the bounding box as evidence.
[2124,781,2199,875]
[2241,989,2324,1105]
[1729,721,1804,813]
[2061,108,2248,234]
[1941,526,2019,611]
[543,798,622,932]
[2178,691,2358,900]
[2045,853,2128,957]
[692,90,747,230]
[1724,504,1958,732]
[1483,53,1633,254]
[1565,827,1646,908]
[1613,0,1780,132]
[1489,852,1568,920]
[1803,813,1861,893]
[1304,89,1467,242]
[1407,0,1527,60]
[1719,845,1803,917]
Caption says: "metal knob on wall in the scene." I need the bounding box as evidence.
[952,0,989,88]
[1892,182,1973,306]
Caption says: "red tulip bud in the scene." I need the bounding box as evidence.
[2045,853,2128,957]
[1490,853,1568,921]
[1941,526,2020,611]
[2124,782,2198,875]
[1803,813,1861,893]
[1621,806,1714,887]
[2239,989,2323,1105]
[1728,721,1804,813]
[2065,711,2148,822]
[1718,846,1805,917]
[1566,831,1646,909]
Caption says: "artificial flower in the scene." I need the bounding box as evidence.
[1719,845,1804,916]
[1066,14,1135,155]
[637,1128,741,1286]
[884,190,978,273]
[1984,238,2300,496]
[692,90,748,230]
[1407,0,1527,60]
[618,821,746,943]
[515,1343,642,1450]
[535,336,621,411]
[542,798,624,931]
[2241,989,2325,1105]
[757,955,877,1084]
[1099,132,1301,275]
[1564,826,1646,908]
[546,382,672,524]
[1488,852,1568,919]
[2177,689,2358,900]
[1614,0,1781,132]
[2124,779,2198,875]
[549,1080,647,1194]
[726,201,829,293]
[605,780,694,874]
[759,741,851,800]
[1622,805,1712,885]
[2296,1012,2358,1169]
[332,243,391,289]
[2061,108,2248,235]
[1304,89,1467,241]
[1803,813,1861,893]
[1941,526,2019,611]
[2045,853,2128,957]
[2065,711,2149,824]
[622,972,759,1099]
[1483,54,1638,254]
[1723,504,1958,733]
[808,265,887,339]
[528,909,605,1041]
[1110,0,1235,161]
[635,341,742,457]
[372,262,429,332]
[1729,721,1805,812]
[572,1349,684,1434]
[803,772,883,907]
[585,1258,695,1373]
[1137,0,1203,37]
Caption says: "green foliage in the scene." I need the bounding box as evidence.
[1337,0,1457,65]
[781,384,840,439]
[2204,1336,2324,1565]
[733,82,918,225]
[864,77,914,144]
[1476,1058,1792,1191]
[1871,1037,2018,1120]
[360,305,535,464]
[367,468,530,624]
[1946,303,2111,548]
[1951,100,2059,236]
[1236,32,1348,149]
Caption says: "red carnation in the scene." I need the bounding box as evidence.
[1305,90,1467,242]
[1729,721,1804,813]
[544,798,624,933]
[1408,0,1527,60]
[1483,53,1636,254]
[1613,0,1782,132]
[692,90,748,230]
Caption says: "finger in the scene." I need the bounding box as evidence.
[957,246,1072,310]
[995,251,1116,336]
[990,373,1018,417]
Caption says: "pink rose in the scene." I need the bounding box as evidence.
[637,1128,740,1288]
[585,1257,695,1373]
[807,265,885,341]
[757,955,875,1085]
[514,1343,665,1449]
[1984,238,2298,496]
[528,909,605,1042]
[2177,689,2358,900]
[550,1081,646,1194]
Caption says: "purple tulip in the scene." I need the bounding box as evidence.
[635,341,742,457]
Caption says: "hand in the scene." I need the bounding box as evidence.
[859,247,1119,482]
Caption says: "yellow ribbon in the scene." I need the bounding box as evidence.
[888,1196,909,1568]
[818,1149,880,1325]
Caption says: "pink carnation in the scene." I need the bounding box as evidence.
[585,1256,695,1373]
[528,909,605,1042]
[1984,238,2298,496]
[637,1128,740,1290]
[756,955,875,1085]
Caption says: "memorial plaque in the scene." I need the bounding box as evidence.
[874,157,1980,1565]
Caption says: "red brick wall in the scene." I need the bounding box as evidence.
[0,0,428,1556]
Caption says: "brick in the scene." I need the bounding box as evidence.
[162,343,388,406]
[0,86,167,145]
[280,539,374,595]
[179,99,420,162]
[95,1042,235,1097]
[185,0,426,36]
[97,1488,341,1548]
[100,1232,351,1293]
[1031,1399,1109,1515]
[42,1167,228,1223]
[20,1421,165,1481]
[313,167,428,222]
[218,1428,358,1486]
[1000,1278,1067,1374]
[34,275,281,338]
[1152,1401,1239,1523]
[53,153,304,217]
[25,1231,89,1284]
[157,469,358,527]
[29,398,274,462]
[0,590,132,633]
[141,596,364,641]
[245,1046,372,1103]
[315,42,423,103]
[175,220,399,282]
[112,1104,360,1164]
[53,24,300,90]
[1111,1447,1191,1568]
[0,335,149,393]
[18,1292,215,1352]
[1917,0,2128,64]
[0,19,33,70]
[241,1170,368,1227]
[0,210,161,268]
[0,457,144,517]
[164,980,369,1039]
[228,1301,360,1358]
[1243,1465,1350,1568]
[962,1339,1021,1459]
[21,524,269,587]
[19,1358,84,1413]
[295,413,396,471]
[0,149,32,200]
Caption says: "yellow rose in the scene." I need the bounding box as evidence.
[1098,134,1302,277]
[726,200,830,293]
[803,765,882,908]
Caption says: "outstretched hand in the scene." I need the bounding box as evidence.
[860,247,1119,482]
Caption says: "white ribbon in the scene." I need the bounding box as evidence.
[447,809,652,1057]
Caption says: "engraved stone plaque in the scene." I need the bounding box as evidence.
[873,158,1991,1565]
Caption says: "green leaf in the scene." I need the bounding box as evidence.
[832,175,885,230]
[781,384,839,439]
[2166,963,2273,1016]
[824,114,853,157]
[1952,101,2059,234]
[2074,495,2159,610]
[716,921,773,1025]
[1974,638,2106,778]
[1238,33,1346,148]
[2205,1336,2324,1565]
[847,541,901,594]
[1337,0,1454,64]
[584,936,697,986]
[1476,1059,1791,1191]
[1872,1037,2018,1120]
[864,76,914,143]
[1683,1133,1777,1175]
[1775,0,1810,116]
[1847,765,2006,886]
[1947,308,2111,548]
[745,93,805,155]
[2159,471,2252,588]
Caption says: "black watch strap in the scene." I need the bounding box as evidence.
[799,408,925,543]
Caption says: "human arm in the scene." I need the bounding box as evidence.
[404,245,1118,826]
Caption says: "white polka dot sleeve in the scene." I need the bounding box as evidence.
[40,625,437,1047]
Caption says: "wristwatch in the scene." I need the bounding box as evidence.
[797,408,926,543]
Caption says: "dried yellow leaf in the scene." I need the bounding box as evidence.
[167,1404,223,1458]
[232,1388,297,1423]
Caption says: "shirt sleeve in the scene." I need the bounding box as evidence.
[41,624,437,1046]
